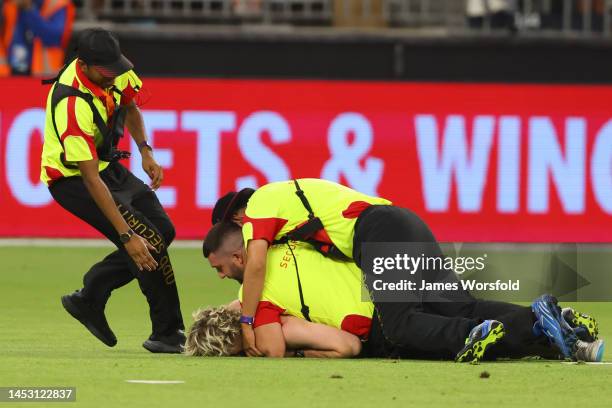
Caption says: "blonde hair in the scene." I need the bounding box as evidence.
[184,306,241,356]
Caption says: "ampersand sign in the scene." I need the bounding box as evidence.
[321,113,384,196]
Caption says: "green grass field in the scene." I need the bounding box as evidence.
[1,245,611,408]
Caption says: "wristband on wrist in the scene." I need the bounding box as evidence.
[239,315,255,325]
[137,141,153,153]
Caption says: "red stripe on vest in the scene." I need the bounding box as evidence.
[342,201,374,219]
[59,94,97,158]
[243,215,288,244]
[44,165,64,182]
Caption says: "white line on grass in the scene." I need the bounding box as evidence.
[126,380,185,384]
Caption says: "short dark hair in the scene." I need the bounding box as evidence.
[203,221,242,258]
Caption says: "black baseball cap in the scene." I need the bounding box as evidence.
[211,188,255,224]
[77,28,133,77]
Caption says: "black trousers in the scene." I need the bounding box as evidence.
[49,161,184,337]
[354,205,552,360]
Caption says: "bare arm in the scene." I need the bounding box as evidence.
[125,100,146,145]
[253,323,286,358]
[78,159,158,272]
[228,298,286,357]
[280,316,362,358]
[125,100,163,190]
[241,239,269,357]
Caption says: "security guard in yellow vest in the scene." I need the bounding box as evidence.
[40,28,184,353]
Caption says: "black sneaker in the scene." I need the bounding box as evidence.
[562,307,599,342]
[61,290,117,347]
[142,330,186,354]
[455,320,505,363]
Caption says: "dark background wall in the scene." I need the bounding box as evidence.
[68,30,612,83]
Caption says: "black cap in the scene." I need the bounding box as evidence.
[211,188,255,224]
[77,28,133,77]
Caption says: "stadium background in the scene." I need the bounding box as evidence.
[1,2,612,407]
[2,1,612,242]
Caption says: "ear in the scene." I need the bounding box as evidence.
[232,249,245,266]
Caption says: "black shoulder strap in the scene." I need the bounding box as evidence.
[110,85,123,97]
[293,179,315,219]
[284,179,325,239]
[275,218,324,244]
[286,243,311,322]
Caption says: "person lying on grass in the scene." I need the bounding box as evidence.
[184,302,361,358]
[186,221,603,362]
